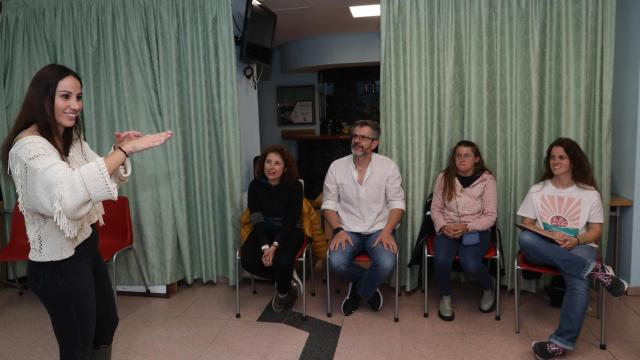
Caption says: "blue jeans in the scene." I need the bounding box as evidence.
[434,231,493,296]
[328,230,396,300]
[518,230,597,350]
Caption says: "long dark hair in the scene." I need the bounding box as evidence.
[541,137,598,190]
[442,140,492,201]
[255,144,299,186]
[1,64,85,174]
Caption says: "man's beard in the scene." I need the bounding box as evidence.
[351,145,366,157]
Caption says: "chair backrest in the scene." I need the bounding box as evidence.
[0,204,30,262]
[97,196,134,261]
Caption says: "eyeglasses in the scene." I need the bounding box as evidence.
[351,134,377,142]
[455,153,475,161]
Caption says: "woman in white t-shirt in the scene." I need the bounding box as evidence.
[517,137,627,360]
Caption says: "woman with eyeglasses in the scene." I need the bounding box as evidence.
[517,137,627,359]
[430,140,497,321]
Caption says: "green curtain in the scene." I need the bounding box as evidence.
[380,0,615,290]
[0,0,242,285]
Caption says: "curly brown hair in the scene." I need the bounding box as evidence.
[541,137,598,190]
[441,140,492,201]
[255,144,300,186]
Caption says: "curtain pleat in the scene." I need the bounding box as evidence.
[380,0,615,290]
[0,0,242,285]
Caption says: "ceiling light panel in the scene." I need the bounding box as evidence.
[349,4,380,18]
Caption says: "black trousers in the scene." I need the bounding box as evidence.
[27,225,118,360]
[240,228,304,294]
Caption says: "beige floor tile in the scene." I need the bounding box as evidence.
[400,332,467,360]
[584,295,640,343]
[457,305,516,336]
[115,282,208,319]
[199,321,307,360]
[113,312,226,360]
[187,280,272,321]
[605,339,640,360]
[1,275,639,360]
[621,294,640,315]
[0,325,58,360]
[567,339,616,359]
[463,334,536,360]
[0,290,52,333]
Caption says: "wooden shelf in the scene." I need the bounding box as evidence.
[281,133,350,141]
[283,133,352,198]
[610,194,633,207]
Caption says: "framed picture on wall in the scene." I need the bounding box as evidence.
[277,85,315,125]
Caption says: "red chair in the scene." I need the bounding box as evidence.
[326,251,400,322]
[97,196,150,301]
[235,237,313,319]
[514,251,606,350]
[0,204,30,294]
[422,227,502,320]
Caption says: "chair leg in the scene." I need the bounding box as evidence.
[394,251,399,322]
[424,247,429,318]
[421,250,425,293]
[326,250,332,317]
[309,248,315,297]
[111,253,119,308]
[599,283,606,350]
[131,248,150,293]
[322,259,327,284]
[11,262,23,296]
[514,261,520,334]
[495,255,501,321]
[302,249,307,320]
[236,253,241,318]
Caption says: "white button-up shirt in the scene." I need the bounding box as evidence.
[321,153,405,234]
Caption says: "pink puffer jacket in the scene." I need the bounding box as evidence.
[430,172,497,233]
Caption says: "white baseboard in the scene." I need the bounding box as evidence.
[627,286,640,296]
[116,285,167,295]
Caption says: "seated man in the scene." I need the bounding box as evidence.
[322,120,405,315]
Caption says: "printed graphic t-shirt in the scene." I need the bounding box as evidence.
[517,180,604,245]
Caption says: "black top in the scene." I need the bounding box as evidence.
[457,174,481,188]
[247,178,303,247]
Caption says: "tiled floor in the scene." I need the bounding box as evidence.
[1,273,639,360]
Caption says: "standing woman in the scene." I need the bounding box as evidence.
[1,64,173,360]
[517,137,627,359]
[240,144,304,313]
[430,140,497,321]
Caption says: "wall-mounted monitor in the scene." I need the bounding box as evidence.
[239,0,277,67]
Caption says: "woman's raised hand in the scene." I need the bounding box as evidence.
[114,130,144,147]
[119,130,173,155]
[104,130,173,176]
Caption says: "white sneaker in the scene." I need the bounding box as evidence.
[438,295,454,321]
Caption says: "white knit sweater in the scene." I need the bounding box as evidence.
[8,136,131,261]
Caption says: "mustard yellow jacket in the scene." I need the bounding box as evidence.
[240,198,327,260]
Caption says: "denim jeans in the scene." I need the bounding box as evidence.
[328,230,396,300]
[434,231,493,296]
[518,230,597,350]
